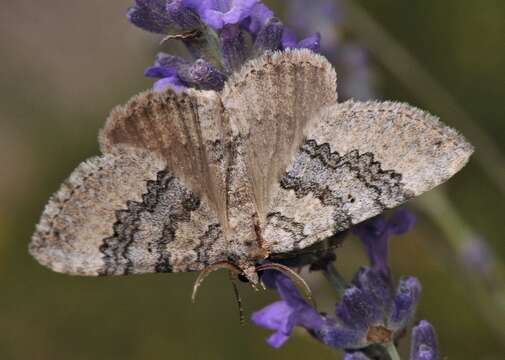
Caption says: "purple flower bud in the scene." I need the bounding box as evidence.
[314,319,364,349]
[388,208,417,235]
[352,267,393,310]
[410,321,439,360]
[219,25,248,72]
[155,52,192,69]
[128,0,173,34]
[242,3,274,35]
[389,277,421,329]
[187,59,227,90]
[148,53,226,91]
[166,0,202,30]
[253,17,284,54]
[337,287,383,331]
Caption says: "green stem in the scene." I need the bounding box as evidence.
[323,262,348,297]
[385,342,401,360]
[343,0,505,196]
[415,188,505,341]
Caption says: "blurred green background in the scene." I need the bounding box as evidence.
[1,1,504,359]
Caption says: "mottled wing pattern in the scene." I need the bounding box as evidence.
[100,89,228,223]
[30,148,224,276]
[30,50,474,276]
[265,100,474,253]
[221,49,337,220]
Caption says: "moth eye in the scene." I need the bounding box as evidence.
[347,194,356,203]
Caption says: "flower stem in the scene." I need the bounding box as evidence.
[416,188,505,341]
[343,0,505,196]
[385,342,401,360]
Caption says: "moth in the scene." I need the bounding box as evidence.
[30,49,473,293]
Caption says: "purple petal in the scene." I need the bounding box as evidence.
[251,301,293,331]
[297,33,321,52]
[153,76,186,93]
[353,215,390,278]
[252,301,294,349]
[261,271,306,308]
[389,277,421,329]
[281,28,321,52]
[336,287,382,331]
[128,0,172,34]
[387,208,416,236]
[144,65,177,78]
[281,28,298,49]
[353,209,415,278]
[253,270,326,348]
[293,304,326,332]
[251,297,324,348]
[411,321,439,360]
[189,0,260,30]
[244,3,274,34]
[266,331,290,348]
[253,17,283,53]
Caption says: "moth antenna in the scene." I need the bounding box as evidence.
[228,270,245,326]
[192,262,242,303]
[256,263,317,309]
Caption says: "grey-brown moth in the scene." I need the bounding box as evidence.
[30,49,473,286]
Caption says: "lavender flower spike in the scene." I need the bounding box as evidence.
[252,269,422,350]
[410,321,439,360]
[128,0,173,34]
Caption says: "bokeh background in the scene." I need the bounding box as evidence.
[1,1,504,359]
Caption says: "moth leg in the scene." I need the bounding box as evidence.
[256,263,317,308]
[191,261,242,303]
[228,270,245,326]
